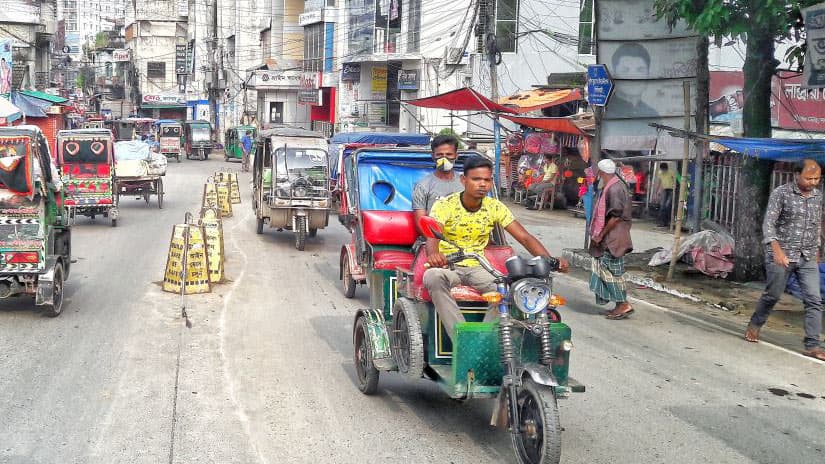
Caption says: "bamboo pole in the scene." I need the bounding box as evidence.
[667,82,692,281]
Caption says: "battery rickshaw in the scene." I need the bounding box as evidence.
[0,126,72,317]
[184,120,212,160]
[252,126,330,251]
[345,148,583,464]
[57,128,118,226]
[114,140,167,209]
[154,119,183,163]
[224,125,256,162]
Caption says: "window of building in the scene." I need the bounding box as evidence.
[406,0,421,53]
[374,0,402,53]
[147,62,165,79]
[476,0,519,54]
[66,21,77,31]
[578,0,594,55]
[303,23,324,73]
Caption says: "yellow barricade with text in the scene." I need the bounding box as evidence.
[215,171,241,204]
[203,181,218,209]
[216,181,233,217]
[162,224,211,294]
[199,207,225,283]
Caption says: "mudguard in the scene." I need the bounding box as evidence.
[354,308,396,371]
[35,256,59,306]
[518,363,559,388]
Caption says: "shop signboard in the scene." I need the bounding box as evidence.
[112,49,131,62]
[341,63,361,82]
[397,69,418,90]
[249,70,303,89]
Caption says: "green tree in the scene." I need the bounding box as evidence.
[654,0,819,280]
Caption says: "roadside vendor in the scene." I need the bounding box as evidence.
[423,156,569,340]
[525,154,559,209]
[412,134,464,235]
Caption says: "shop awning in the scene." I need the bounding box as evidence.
[140,104,187,109]
[0,96,22,124]
[498,88,582,113]
[500,115,586,136]
[8,92,49,118]
[404,88,517,113]
[711,137,825,162]
[19,90,69,104]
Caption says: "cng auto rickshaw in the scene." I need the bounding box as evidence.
[113,117,155,142]
[224,125,256,162]
[184,120,212,160]
[343,148,583,464]
[57,128,118,226]
[154,119,183,163]
[251,126,330,251]
[0,126,72,317]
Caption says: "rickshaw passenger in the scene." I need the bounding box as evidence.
[412,134,463,236]
[422,156,569,340]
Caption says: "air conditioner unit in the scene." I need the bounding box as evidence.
[444,47,468,65]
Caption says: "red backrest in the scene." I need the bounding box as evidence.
[361,210,417,246]
[410,245,516,301]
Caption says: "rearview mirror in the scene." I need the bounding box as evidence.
[418,216,445,240]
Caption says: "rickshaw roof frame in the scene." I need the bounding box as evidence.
[58,128,114,138]
[258,126,324,140]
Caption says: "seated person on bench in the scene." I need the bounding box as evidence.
[423,156,569,341]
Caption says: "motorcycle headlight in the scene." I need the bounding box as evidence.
[511,278,552,315]
[293,186,308,197]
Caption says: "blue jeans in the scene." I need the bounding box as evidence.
[750,257,823,349]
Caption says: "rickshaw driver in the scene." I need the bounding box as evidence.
[412,134,464,236]
[423,156,570,340]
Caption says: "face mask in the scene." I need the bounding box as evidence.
[436,157,454,172]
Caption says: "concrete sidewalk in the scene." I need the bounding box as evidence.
[507,199,822,353]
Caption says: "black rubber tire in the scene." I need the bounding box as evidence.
[256,217,264,234]
[353,316,380,395]
[143,190,150,205]
[392,297,425,379]
[42,262,65,318]
[111,218,117,227]
[511,378,562,464]
[176,155,181,163]
[157,178,164,209]
[342,256,356,299]
[295,216,307,251]
[309,228,317,238]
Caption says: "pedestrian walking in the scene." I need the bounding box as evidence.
[654,163,675,228]
[745,159,825,360]
[588,159,634,319]
[240,130,253,172]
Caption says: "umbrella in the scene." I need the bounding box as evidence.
[0,96,22,125]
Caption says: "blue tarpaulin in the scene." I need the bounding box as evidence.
[712,137,825,163]
[330,132,431,180]
[8,92,49,118]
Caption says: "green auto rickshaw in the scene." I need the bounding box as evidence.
[183,120,213,161]
[224,125,256,162]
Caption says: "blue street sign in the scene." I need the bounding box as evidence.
[587,64,614,107]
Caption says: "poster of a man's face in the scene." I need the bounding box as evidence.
[607,43,657,118]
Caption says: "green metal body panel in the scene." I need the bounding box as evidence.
[225,126,257,159]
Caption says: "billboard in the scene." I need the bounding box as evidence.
[0,40,11,94]
[802,2,825,88]
[597,0,699,155]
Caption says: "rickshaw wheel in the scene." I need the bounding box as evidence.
[295,216,307,251]
[342,257,356,298]
[392,298,425,379]
[111,218,117,227]
[143,190,150,205]
[157,178,164,209]
[256,217,264,234]
[354,316,379,395]
[177,155,181,163]
[42,262,65,318]
[511,378,562,464]
[308,228,317,238]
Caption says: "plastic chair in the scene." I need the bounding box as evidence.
[535,186,555,211]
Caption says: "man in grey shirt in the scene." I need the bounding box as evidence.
[413,134,464,235]
[745,159,825,360]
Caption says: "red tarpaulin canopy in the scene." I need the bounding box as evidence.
[405,88,518,113]
[501,115,585,136]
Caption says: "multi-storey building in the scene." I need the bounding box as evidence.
[125,0,188,119]
[0,0,58,91]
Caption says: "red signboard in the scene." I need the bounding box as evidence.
[710,71,825,133]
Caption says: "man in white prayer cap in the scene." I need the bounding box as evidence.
[588,158,634,319]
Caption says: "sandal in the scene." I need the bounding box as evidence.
[744,324,760,343]
[606,306,634,320]
[801,347,825,361]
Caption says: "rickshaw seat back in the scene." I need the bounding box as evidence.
[372,249,415,270]
[63,163,111,178]
[361,210,417,246]
[410,246,515,301]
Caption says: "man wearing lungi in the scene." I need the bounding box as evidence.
[589,159,635,319]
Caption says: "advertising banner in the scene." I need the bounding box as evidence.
[112,49,131,62]
[803,2,825,88]
[175,44,187,74]
[371,66,388,98]
[341,63,361,82]
[398,69,418,90]
[0,40,11,94]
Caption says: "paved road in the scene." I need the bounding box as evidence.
[1,158,824,463]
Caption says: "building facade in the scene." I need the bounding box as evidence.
[0,0,57,92]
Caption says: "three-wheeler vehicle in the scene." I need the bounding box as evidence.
[113,140,167,209]
[345,148,583,464]
[184,120,212,160]
[113,117,154,142]
[224,125,257,162]
[154,119,183,163]
[251,126,330,251]
[57,128,118,226]
[0,126,71,317]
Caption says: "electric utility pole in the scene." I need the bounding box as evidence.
[484,0,502,187]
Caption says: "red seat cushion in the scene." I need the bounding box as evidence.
[361,210,417,246]
[373,250,415,271]
[410,245,516,301]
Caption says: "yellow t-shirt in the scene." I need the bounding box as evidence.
[659,170,676,190]
[430,192,515,267]
[542,162,558,183]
